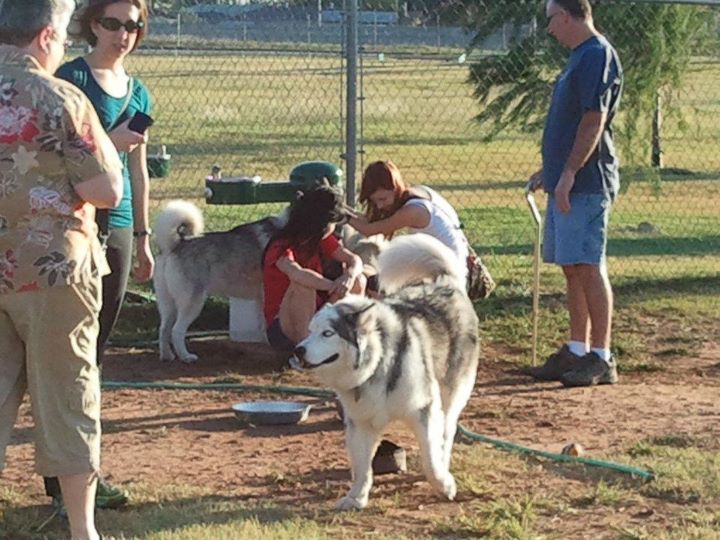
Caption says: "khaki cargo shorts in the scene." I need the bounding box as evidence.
[0,272,102,477]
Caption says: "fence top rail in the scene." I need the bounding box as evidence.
[624,0,720,5]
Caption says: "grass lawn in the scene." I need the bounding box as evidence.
[116,50,720,283]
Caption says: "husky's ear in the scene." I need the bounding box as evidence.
[337,302,375,348]
[350,302,375,338]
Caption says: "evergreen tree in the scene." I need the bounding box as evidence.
[465,1,711,167]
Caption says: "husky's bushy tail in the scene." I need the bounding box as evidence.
[377,233,465,294]
[153,200,204,254]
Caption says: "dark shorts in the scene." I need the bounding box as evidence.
[266,318,296,352]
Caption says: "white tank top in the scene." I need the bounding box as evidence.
[405,186,468,278]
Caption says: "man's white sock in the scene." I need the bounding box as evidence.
[568,341,588,357]
[591,347,612,362]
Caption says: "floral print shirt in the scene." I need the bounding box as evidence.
[0,46,121,294]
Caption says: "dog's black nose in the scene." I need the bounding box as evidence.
[294,346,306,359]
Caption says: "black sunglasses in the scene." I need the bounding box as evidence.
[96,17,145,33]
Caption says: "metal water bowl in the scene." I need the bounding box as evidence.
[231,401,312,425]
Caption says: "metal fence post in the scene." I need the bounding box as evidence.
[374,12,378,46]
[436,13,441,49]
[175,12,181,54]
[345,0,359,206]
[307,14,312,48]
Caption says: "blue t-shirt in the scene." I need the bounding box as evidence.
[56,57,152,229]
[541,35,623,197]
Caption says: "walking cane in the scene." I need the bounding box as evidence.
[525,182,542,366]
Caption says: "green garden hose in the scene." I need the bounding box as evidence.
[456,426,654,480]
[101,380,655,481]
[102,380,333,399]
[107,330,228,348]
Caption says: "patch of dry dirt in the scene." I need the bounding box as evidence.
[3,338,719,537]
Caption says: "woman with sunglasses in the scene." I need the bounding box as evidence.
[44,0,153,511]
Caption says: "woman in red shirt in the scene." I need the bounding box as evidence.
[263,187,365,351]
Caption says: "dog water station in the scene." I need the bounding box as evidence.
[204,161,343,343]
[204,160,342,204]
[147,145,172,178]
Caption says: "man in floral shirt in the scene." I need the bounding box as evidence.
[0,1,122,539]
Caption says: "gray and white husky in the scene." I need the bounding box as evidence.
[292,233,480,510]
[152,200,286,362]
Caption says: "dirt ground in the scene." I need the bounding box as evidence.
[4,338,720,537]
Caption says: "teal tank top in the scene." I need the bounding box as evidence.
[56,57,152,229]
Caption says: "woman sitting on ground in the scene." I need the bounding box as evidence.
[263,186,365,351]
[347,160,468,277]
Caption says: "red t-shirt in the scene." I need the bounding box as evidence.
[262,234,340,326]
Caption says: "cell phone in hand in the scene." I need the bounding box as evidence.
[128,111,154,134]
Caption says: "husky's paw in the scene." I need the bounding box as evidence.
[335,495,367,511]
[179,354,198,364]
[439,474,457,501]
[288,356,302,370]
[159,345,175,362]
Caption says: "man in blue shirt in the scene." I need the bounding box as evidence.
[527,0,623,387]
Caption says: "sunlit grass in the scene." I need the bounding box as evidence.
[120,51,720,215]
[89,50,719,293]
[629,436,720,504]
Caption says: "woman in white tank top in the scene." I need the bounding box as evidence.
[348,160,469,278]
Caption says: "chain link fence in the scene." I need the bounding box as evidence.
[113,0,719,297]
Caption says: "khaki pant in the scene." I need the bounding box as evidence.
[0,273,102,477]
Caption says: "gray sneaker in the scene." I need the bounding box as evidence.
[526,345,581,381]
[560,352,618,387]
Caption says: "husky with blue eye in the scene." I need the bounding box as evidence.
[292,233,480,511]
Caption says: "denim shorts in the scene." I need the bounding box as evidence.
[266,318,296,352]
[542,193,612,266]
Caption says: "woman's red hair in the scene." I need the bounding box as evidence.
[358,160,410,222]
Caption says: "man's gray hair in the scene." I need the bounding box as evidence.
[0,0,74,47]
[551,0,592,20]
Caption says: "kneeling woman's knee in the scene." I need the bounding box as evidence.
[278,282,319,343]
[285,281,317,302]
